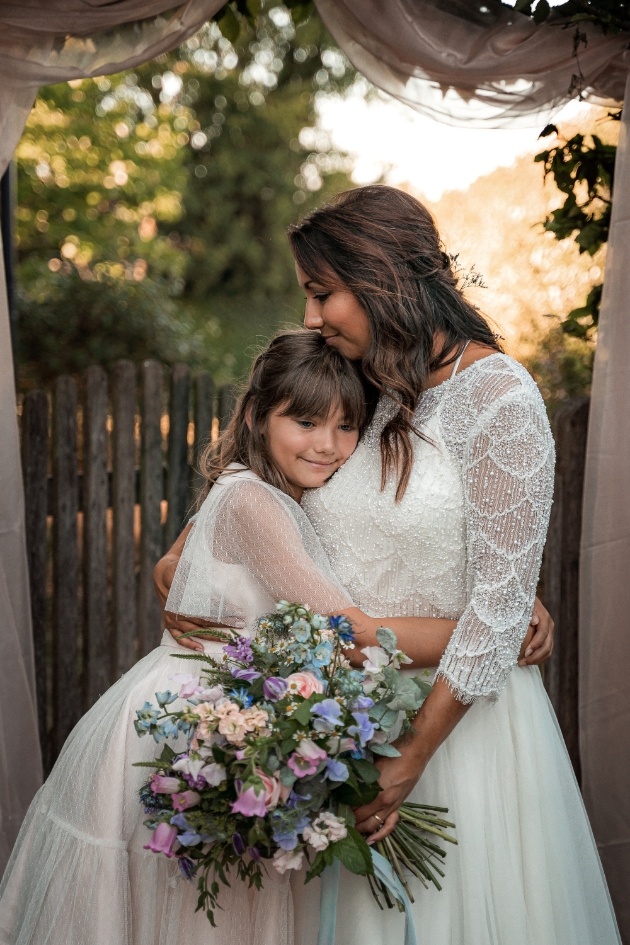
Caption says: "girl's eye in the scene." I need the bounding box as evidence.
[296,419,315,429]
[339,423,356,433]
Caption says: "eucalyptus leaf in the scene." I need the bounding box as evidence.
[375,626,398,654]
[370,743,402,758]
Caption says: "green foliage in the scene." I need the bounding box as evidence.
[534,120,617,340]
[16,263,208,390]
[15,5,356,388]
[511,0,630,30]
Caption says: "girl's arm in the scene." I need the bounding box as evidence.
[354,374,555,841]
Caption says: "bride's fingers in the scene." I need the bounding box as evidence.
[356,809,399,845]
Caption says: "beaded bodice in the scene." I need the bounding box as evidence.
[302,354,555,702]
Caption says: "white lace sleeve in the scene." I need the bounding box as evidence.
[436,365,555,703]
[166,475,352,627]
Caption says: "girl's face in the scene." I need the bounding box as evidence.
[265,403,359,502]
[295,262,371,361]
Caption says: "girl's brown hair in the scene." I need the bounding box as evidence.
[288,185,502,500]
[199,330,376,501]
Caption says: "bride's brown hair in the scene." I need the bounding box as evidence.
[198,330,375,501]
[288,185,501,500]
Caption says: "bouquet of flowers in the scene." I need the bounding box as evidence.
[134,602,456,925]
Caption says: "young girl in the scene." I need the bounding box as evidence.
[0,331,459,945]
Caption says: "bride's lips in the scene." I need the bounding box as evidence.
[322,334,339,345]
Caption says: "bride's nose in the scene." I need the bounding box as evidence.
[304,299,324,330]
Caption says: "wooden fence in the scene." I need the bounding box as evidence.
[19,364,588,776]
[20,360,236,774]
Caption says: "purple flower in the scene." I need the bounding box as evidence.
[325,758,350,782]
[248,846,261,862]
[172,790,201,812]
[232,832,246,856]
[348,712,377,747]
[179,856,196,879]
[224,637,254,664]
[230,667,261,683]
[263,677,288,702]
[231,785,267,818]
[311,699,342,725]
[170,813,190,831]
[150,774,181,795]
[351,695,375,711]
[143,822,178,857]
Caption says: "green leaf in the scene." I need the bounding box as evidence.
[350,758,381,784]
[333,781,381,807]
[370,742,402,757]
[332,828,373,876]
[533,0,550,24]
[375,626,398,654]
[292,698,315,726]
[217,4,241,44]
[538,123,558,139]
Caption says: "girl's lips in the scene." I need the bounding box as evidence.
[301,458,336,470]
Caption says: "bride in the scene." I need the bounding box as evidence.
[160,186,620,944]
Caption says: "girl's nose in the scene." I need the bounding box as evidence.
[304,299,323,330]
[313,425,335,453]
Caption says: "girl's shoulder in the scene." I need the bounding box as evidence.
[199,463,302,523]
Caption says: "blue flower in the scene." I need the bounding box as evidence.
[179,856,196,879]
[272,829,300,850]
[155,690,178,707]
[311,641,334,668]
[329,615,355,644]
[325,758,350,782]
[291,619,312,643]
[287,642,309,664]
[229,687,254,708]
[348,712,376,747]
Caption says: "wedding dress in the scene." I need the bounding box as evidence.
[296,352,621,945]
[0,469,351,945]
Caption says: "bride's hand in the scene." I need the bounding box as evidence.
[518,596,554,667]
[353,750,425,844]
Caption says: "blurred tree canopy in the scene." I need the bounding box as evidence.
[16,4,357,388]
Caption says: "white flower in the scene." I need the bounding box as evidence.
[200,762,227,786]
[316,812,347,842]
[361,646,390,675]
[172,756,205,780]
[272,848,304,873]
[303,825,330,851]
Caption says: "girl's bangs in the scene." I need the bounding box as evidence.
[278,361,366,429]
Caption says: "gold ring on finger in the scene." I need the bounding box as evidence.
[373,814,383,825]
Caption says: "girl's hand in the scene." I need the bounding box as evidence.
[518,596,554,667]
[353,751,425,844]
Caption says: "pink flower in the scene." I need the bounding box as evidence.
[143,822,178,857]
[288,752,320,778]
[150,774,181,794]
[231,784,267,818]
[272,848,304,874]
[296,738,328,763]
[285,672,325,698]
[254,769,285,811]
[172,790,201,812]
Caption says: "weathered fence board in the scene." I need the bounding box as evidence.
[218,383,237,432]
[83,366,110,709]
[21,390,50,769]
[165,364,191,549]
[138,361,165,657]
[542,397,589,780]
[51,376,81,758]
[111,361,138,677]
[191,371,214,505]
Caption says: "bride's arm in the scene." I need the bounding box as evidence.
[354,376,556,841]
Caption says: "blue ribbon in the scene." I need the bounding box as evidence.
[317,849,417,945]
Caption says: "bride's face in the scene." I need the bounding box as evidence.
[265,402,359,502]
[295,262,371,362]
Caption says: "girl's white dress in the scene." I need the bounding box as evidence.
[0,353,621,945]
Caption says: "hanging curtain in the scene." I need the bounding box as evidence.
[312,1,630,938]
[0,0,229,875]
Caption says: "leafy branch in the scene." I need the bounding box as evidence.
[534,119,618,338]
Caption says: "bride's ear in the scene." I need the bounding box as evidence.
[245,404,253,432]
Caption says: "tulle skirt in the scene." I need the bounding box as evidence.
[0,635,293,945]
[0,651,620,945]
[292,666,621,945]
